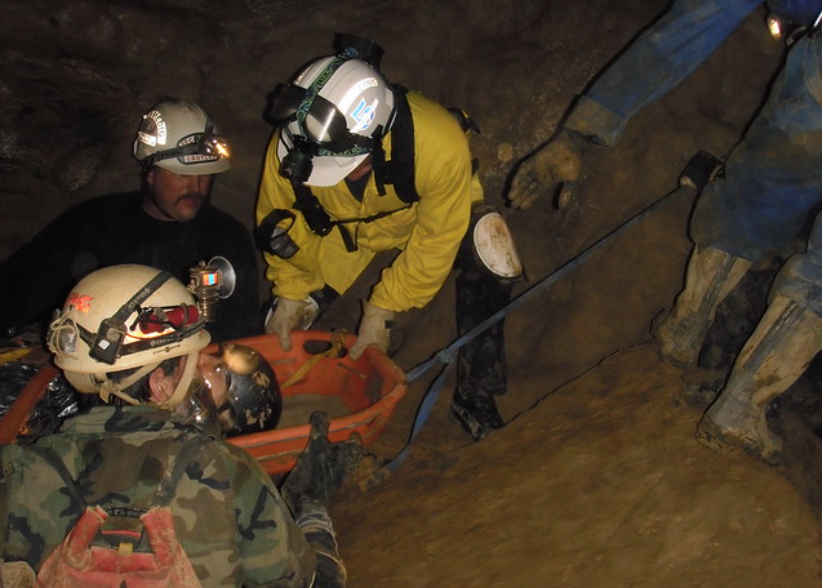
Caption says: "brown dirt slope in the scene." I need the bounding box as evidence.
[333,343,822,588]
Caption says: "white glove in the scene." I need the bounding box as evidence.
[349,300,396,360]
[265,297,318,352]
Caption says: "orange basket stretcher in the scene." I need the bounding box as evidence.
[0,330,408,476]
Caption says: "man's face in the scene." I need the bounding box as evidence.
[149,352,227,409]
[144,167,214,222]
[150,352,226,428]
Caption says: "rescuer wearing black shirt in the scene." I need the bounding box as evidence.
[0,99,260,343]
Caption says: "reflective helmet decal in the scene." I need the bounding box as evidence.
[136,109,168,148]
[350,97,378,133]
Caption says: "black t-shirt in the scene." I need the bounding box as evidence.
[1,192,261,342]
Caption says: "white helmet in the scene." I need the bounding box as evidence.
[47,264,211,405]
[271,56,396,186]
[133,99,231,176]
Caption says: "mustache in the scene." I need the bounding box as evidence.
[176,193,207,203]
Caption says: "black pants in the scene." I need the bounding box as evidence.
[454,239,515,408]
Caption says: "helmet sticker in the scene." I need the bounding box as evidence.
[180,154,219,164]
[67,293,93,313]
[350,97,379,133]
[339,77,378,112]
[138,109,168,147]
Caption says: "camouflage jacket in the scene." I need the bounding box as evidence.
[1,406,316,588]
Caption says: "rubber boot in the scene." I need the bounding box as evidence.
[451,270,514,441]
[280,411,363,513]
[654,246,752,368]
[283,412,361,588]
[679,264,779,408]
[696,295,822,463]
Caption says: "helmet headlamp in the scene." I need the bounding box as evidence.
[141,129,230,170]
[49,271,206,366]
[133,304,201,334]
[187,256,236,324]
[278,135,316,182]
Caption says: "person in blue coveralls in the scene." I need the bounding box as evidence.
[508,0,822,464]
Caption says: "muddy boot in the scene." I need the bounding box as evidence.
[653,246,752,368]
[451,391,504,441]
[283,413,360,588]
[281,411,363,513]
[697,383,782,465]
[696,295,822,464]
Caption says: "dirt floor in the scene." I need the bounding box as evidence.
[4,0,822,585]
[332,343,822,588]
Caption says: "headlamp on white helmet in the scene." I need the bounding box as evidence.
[133,99,231,176]
[269,35,396,186]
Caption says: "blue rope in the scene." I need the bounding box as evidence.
[359,188,683,491]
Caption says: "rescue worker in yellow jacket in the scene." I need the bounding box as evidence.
[255,35,523,440]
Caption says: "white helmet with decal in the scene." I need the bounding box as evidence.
[271,56,396,186]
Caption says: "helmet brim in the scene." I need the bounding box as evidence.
[155,157,231,176]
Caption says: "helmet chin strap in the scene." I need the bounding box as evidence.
[157,351,199,410]
[92,351,199,409]
[96,361,162,404]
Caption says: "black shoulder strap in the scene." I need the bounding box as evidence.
[374,85,419,204]
[291,181,334,237]
[290,181,358,252]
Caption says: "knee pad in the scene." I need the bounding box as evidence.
[460,202,523,281]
